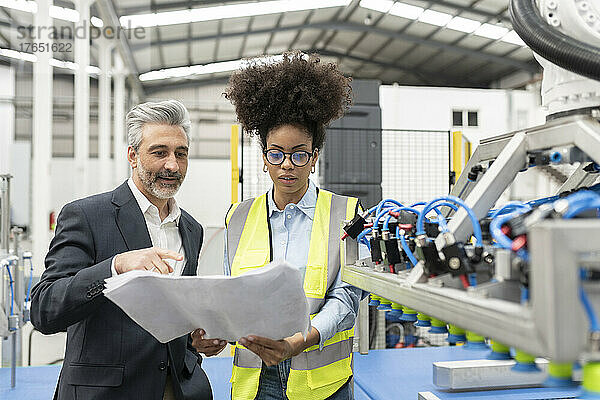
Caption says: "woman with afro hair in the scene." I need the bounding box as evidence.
[196,52,366,400]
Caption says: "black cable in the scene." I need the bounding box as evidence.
[368,306,377,349]
[28,327,36,366]
[509,0,600,81]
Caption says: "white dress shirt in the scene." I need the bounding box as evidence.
[110,178,185,276]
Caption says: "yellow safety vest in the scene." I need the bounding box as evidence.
[225,188,359,400]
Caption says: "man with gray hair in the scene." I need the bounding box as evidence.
[31,100,213,400]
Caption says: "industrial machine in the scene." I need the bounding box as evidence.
[341,0,600,397]
[1,174,33,388]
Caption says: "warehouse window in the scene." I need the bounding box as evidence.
[467,111,478,127]
[452,110,479,127]
[452,110,462,126]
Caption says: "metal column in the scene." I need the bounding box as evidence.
[1,175,10,337]
[113,54,128,185]
[31,0,52,291]
[98,37,113,192]
[0,66,14,176]
[0,176,9,255]
[74,0,91,198]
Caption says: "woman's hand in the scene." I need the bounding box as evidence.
[191,329,227,356]
[238,328,320,366]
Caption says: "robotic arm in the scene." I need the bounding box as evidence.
[510,0,600,116]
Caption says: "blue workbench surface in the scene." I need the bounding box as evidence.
[0,357,235,400]
[353,347,582,400]
[0,357,371,400]
[1,347,584,399]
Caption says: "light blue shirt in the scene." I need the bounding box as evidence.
[223,179,368,349]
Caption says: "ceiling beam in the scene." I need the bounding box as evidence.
[213,19,222,62]
[396,0,484,70]
[322,23,537,72]
[238,16,254,58]
[120,0,248,15]
[426,0,511,24]
[316,48,481,87]
[144,76,231,94]
[350,0,438,76]
[95,0,145,99]
[465,46,528,81]
[316,0,361,51]
[430,6,535,78]
[150,0,166,69]
[133,21,537,73]
[141,47,483,88]
[119,0,510,24]
[288,10,313,50]
[187,0,193,66]
[263,13,284,54]
[414,5,508,73]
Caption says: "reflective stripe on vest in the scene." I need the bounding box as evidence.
[290,337,354,370]
[226,189,358,400]
[226,198,255,269]
[233,324,354,369]
[233,344,262,368]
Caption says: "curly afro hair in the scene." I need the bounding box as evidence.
[224,51,352,150]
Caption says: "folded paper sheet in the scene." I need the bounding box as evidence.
[104,262,310,343]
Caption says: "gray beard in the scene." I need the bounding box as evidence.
[137,160,182,200]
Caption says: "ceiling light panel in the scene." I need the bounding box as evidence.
[0,47,37,62]
[49,6,79,22]
[139,54,287,81]
[359,0,394,14]
[121,0,352,28]
[0,0,36,13]
[91,17,104,27]
[418,9,452,26]
[390,2,424,20]
[446,16,481,33]
[474,23,509,39]
[0,1,105,25]
[0,47,101,73]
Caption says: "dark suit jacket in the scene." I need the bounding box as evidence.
[31,181,213,400]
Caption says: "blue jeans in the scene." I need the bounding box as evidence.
[254,359,353,400]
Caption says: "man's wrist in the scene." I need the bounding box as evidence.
[110,255,120,276]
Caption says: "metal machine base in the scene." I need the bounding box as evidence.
[433,358,552,390]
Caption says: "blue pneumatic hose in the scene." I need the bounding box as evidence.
[417,196,483,245]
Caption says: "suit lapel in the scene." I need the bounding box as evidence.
[169,213,195,373]
[112,182,152,251]
[178,215,195,276]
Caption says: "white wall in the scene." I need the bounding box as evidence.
[176,159,231,277]
[380,85,545,145]
[176,159,232,228]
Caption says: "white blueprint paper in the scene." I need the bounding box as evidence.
[103,261,310,343]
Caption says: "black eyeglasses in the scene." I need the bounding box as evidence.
[263,149,313,167]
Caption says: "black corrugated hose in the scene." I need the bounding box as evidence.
[509,0,600,81]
